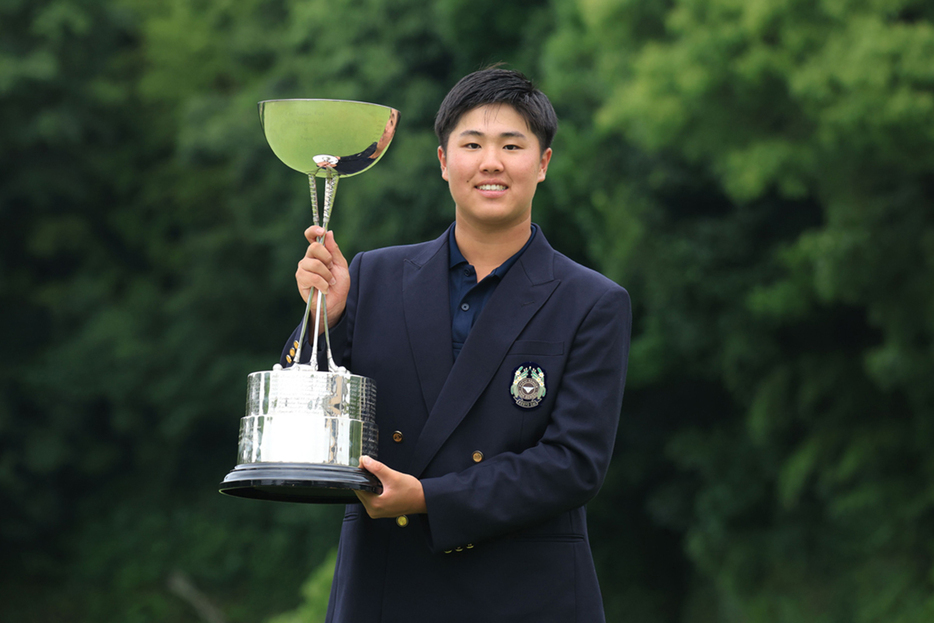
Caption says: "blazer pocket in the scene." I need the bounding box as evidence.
[508,340,564,356]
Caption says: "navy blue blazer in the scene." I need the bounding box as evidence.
[283,225,631,623]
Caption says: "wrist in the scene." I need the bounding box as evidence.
[327,311,345,329]
[410,478,427,515]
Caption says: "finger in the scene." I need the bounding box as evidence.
[361,455,387,478]
[296,270,334,306]
[361,456,394,497]
[296,273,332,300]
[304,225,327,244]
[301,273,333,296]
[353,490,379,518]
[355,459,382,516]
[303,241,334,268]
[297,257,335,286]
[324,231,347,269]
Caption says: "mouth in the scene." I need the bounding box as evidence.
[476,183,508,191]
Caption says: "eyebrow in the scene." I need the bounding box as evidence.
[458,129,528,140]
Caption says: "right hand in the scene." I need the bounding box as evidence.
[296,226,350,332]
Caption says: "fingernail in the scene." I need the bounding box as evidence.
[329,277,337,286]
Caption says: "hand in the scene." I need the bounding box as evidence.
[355,456,427,519]
[296,226,350,331]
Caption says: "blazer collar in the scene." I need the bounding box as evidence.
[402,226,454,421]
[402,225,560,477]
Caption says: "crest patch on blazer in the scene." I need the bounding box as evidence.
[510,363,547,409]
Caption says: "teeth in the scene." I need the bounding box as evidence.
[478,184,506,191]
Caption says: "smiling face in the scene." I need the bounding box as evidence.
[438,104,552,234]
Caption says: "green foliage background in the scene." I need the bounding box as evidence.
[2,0,933,621]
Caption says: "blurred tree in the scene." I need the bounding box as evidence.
[0,0,349,619]
[266,550,336,623]
[0,0,150,597]
[545,0,934,620]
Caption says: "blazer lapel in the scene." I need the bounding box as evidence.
[402,228,454,418]
[406,230,560,478]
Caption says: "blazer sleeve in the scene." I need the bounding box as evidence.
[420,286,632,552]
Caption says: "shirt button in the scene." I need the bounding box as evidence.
[472,451,484,463]
[396,515,409,528]
[392,431,404,443]
[460,303,470,311]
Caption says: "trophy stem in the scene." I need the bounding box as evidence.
[295,169,341,371]
[291,173,319,367]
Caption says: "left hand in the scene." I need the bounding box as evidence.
[355,456,427,519]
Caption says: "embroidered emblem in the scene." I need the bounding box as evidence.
[510,363,546,409]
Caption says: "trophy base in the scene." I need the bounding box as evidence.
[219,462,381,504]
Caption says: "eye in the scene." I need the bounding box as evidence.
[463,142,481,149]
[504,144,521,151]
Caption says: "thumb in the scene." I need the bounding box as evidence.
[361,455,383,474]
[325,231,347,268]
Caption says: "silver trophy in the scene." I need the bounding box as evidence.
[219,99,399,503]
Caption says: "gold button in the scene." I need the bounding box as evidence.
[466,543,474,549]
[392,431,404,443]
[444,550,452,554]
[289,347,296,357]
[455,546,463,552]
[293,340,299,349]
[286,355,292,364]
[396,515,409,528]
[472,451,484,463]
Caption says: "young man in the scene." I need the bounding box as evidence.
[284,68,631,623]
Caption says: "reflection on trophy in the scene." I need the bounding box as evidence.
[219,99,399,503]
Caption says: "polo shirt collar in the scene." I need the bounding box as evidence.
[448,223,539,277]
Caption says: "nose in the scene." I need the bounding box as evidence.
[479,147,503,172]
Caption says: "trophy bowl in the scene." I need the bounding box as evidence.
[258,98,398,177]
[219,99,398,503]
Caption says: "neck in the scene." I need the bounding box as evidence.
[454,216,532,281]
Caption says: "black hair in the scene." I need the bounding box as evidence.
[434,67,558,153]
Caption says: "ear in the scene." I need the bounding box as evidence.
[537,147,553,182]
[438,146,449,182]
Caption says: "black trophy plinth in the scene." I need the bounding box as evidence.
[219,463,381,504]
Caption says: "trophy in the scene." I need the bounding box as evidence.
[219,99,399,503]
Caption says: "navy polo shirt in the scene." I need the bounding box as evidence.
[448,224,538,360]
